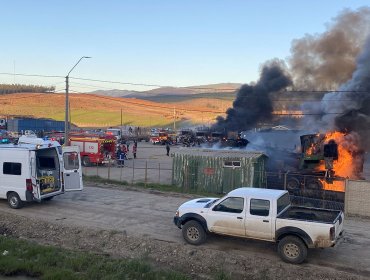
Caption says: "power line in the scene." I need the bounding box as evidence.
[0,72,64,78]
[2,71,370,94]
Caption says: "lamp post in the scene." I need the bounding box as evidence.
[65,56,91,145]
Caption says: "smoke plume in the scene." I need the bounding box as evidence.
[290,7,370,90]
[213,60,292,132]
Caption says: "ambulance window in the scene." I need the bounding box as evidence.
[3,162,22,175]
[63,152,80,170]
[38,157,56,169]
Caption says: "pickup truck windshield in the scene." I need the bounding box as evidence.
[277,193,290,214]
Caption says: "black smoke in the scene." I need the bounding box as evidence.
[213,60,292,132]
[289,7,370,91]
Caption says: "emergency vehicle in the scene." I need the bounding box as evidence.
[69,133,116,166]
[0,137,83,209]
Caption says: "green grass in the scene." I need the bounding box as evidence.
[0,236,188,280]
[84,175,221,198]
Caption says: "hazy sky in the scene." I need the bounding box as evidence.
[1,0,369,92]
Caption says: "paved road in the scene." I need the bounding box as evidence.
[0,184,369,277]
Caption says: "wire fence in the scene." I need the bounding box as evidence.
[83,161,347,211]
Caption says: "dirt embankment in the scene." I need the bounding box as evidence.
[0,211,367,280]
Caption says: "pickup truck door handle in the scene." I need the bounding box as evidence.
[237,217,243,220]
[263,220,269,223]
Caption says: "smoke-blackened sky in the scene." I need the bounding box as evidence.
[213,60,292,132]
[289,7,370,91]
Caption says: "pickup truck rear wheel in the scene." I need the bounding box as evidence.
[278,236,307,264]
[182,220,206,245]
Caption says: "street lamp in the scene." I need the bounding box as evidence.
[65,56,91,145]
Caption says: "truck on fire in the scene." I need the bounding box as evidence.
[0,137,83,209]
[174,187,344,264]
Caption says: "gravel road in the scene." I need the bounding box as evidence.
[0,183,369,279]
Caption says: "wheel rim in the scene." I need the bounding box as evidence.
[284,243,300,259]
[9,196,18,207]
[187,226,200,241]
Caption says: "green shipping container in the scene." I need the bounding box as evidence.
[172,149,267,194]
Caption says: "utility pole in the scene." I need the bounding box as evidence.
[173,107,176,130]
[120,108,123,138]
[64,56,91,145]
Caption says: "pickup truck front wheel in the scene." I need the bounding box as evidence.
[278,236,307,264]
[182,220,206,245]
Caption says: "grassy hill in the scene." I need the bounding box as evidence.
[0,92,233,128]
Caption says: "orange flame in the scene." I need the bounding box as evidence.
[316,131,362,192]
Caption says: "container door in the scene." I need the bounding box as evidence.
[62,146,83,191]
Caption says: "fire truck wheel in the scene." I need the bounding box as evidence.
[82,156,91,167]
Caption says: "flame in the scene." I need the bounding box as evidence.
[316,131,362,192]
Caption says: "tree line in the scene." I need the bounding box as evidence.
[0,84,55,94]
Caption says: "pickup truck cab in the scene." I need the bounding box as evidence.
[174,187,344,264]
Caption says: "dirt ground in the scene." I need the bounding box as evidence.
[0,183,369,280]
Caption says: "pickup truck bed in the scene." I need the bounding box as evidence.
[278,206,341,224]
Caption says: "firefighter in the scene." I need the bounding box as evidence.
[166,141,170,156]
[116,147,125,167]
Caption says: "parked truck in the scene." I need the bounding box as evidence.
[174,187,344,264]
[0,137,83,209]
[69,133,116,166]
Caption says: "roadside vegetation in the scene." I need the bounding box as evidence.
[0,235,188,280]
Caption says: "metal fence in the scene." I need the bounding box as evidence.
[83,162,345,210]
[82,159,173,185]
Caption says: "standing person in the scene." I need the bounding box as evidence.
[166,141,170,156]
[116,147,124,167]
[133,143,137,159]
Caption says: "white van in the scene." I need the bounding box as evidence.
[0,139,83,209]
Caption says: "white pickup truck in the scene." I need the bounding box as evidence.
[173,187,344,264]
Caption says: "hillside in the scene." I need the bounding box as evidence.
[0,92,231,128]
[90,83,241,98]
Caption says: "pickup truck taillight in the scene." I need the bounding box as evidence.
[26,179,33,191]
[330,227,335,240]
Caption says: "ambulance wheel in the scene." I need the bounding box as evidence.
[82,156,91,167]
[7,192,23,209]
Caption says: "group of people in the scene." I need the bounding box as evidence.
[116,141,137,167]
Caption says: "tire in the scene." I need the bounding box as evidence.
[286,178,300,191]
[182,220,207,245]
[278,236,307,264]
[82,156,91,167]
[7,192,23,209]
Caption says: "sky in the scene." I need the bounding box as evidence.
[0,0,369,92]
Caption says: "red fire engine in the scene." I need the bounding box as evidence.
[69,133,117,166]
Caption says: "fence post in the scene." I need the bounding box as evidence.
[145,161,148,187]
[120,161,123,181]
[158,163,161,184]
[132,159,135,186]
[108,161,111,180]
[283,172,287,190]
[344,178,349,215]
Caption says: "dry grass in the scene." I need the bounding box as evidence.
[0,93,231,127]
